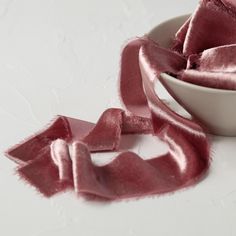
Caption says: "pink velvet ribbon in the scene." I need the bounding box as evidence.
[5,0,236,201]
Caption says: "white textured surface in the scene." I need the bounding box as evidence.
[0,0,236,235]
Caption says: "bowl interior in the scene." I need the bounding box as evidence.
[148,14,190,48]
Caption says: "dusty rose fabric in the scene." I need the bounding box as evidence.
[6,107,210,199]
[172,16,191,53]
[5,0,236,201]
[171,0,236,91]
[5,38,210,200]
[187,44,236,73]
[140,40,187,77]
[180,70,236,90]
[182,0,236,55]
[119,38,151,118]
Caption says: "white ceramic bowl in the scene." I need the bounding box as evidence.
[147,15,236,136]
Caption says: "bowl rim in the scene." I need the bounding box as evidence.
[147,14,236,94]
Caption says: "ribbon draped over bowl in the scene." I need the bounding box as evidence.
[5,0,236,200]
